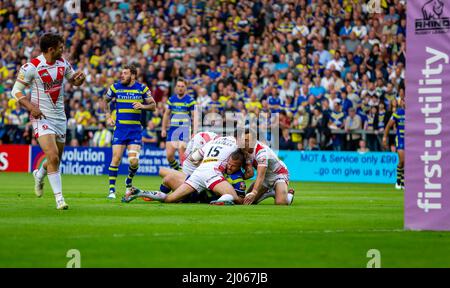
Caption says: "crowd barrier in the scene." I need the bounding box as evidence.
[0,144,398,184]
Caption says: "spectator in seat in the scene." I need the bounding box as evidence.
[344,107,362,151]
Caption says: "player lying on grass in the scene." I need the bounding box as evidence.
[122,153,247,204]
[123,136,248,205]
[157,131,219,194]
[242,131,295,205]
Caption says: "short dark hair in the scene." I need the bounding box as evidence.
[123,64,137,76]
[40,33,64,53]
[230,150,245,164]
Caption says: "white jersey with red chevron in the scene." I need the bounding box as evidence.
[184,136,238,192]
[251,141,289,176]
[182,131,219,175]
[17,54,74,121]
[185,131,219,158]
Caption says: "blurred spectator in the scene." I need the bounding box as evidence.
[305,137,320,151]
[279,128,295,151]
[357,139,370,153]
[364,106,380,152]
[344,108,362,151]
[92,122,113,148]
[142,120,158,148]
[328,100,345,151]
[291,106,309,148]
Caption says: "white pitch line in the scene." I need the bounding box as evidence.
[68,229,410,239]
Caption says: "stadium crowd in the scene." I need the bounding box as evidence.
[0,0,405,152]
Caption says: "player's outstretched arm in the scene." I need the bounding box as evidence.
[244,165,267,205]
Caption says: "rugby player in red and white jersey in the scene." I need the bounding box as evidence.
[131,136,251,205]
[11,33,86,210]
[156,131,219,194]
[242,130,295,206]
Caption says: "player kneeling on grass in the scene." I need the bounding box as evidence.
[243,135,295,206]
[123,153,247,204]
[123,137,246,205]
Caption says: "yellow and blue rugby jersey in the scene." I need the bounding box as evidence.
[392,108,405,140]
[330,110,346,127]
[105,82,151,130]
[167,94,196,128]
[224,170,246,197]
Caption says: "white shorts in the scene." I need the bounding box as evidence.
[32,118,67,143]
[182,158,197,176]
[262,172,290,190]
[185,166,226,193]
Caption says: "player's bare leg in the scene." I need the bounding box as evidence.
[249,182,295,205]
[33,141,64,197]
[108,144,126,199]
[124,144,141,194]
[166,141,181,171]
[37,134,68,209]
[164,183,196,203]
[274,181,289,205]
[122,182,194,203]
[33,160,47,197]
[157,167,186,194]
[162,170,186,191]
[210,181,241,205]
[396,149,405,190]
[177,141,187,166]
[159,167,171,178]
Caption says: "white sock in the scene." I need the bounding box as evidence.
[216,194,234,202]
[48,171,63,202]
[287,193,294,205]
[36,165,47,181]
[137,190,167,202]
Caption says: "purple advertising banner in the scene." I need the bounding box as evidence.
[406,0,450,230]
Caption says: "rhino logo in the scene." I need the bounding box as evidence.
[422,0,444,20]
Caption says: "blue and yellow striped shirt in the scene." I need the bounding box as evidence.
[106,82,151,130]
[224,170,246,197]
[167,94,196,128]
[392,108,405,140]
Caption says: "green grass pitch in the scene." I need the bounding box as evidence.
[1,172,450,268]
